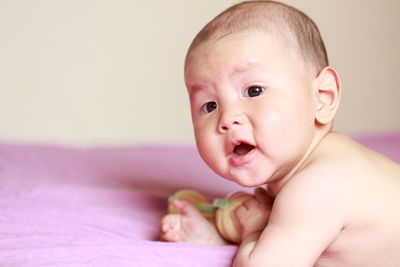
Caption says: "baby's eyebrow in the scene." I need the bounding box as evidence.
[188,84,202,97]
[188,61,262,96]
[230,61,261,77]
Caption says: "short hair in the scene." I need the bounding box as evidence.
[186,0,329,74]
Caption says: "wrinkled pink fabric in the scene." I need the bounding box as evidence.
[0,132,399,266]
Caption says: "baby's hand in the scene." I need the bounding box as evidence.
[234,187,273,240]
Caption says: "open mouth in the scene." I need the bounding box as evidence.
[233,142,255,157]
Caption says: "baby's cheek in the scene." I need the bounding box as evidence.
[194,125,221,169]
[260,108,298,151]
[264,109,281,126]
[260,108,286,135]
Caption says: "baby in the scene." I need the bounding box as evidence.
[160,1,400,266]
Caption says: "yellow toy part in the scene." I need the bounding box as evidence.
[168,189,215,219]
[214,191,253,244]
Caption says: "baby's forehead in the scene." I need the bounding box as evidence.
[184,33,312,94]
[185,31,301,75]
[190,29,289,53]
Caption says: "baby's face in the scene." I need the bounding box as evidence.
[185,32,318,187]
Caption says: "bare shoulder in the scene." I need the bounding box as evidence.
[268,133,352,233]
[274,133,353,207]
[256,147,348,265]
[273,131,400,224]
[305,132,400,185]
[305,133,400,266]
[262,132,400,266]
[272,154,346,224]
[277,131,400,234]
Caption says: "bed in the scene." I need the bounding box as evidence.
[1,132,399,266]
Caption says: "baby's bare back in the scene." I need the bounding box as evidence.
[312,133,400,266]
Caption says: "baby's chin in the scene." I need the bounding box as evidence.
[224,172,268,188]
[205,159,269,187]
[236,179,267,188]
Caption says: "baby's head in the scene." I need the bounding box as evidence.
[185,0,329,77]
[185,1,341,187]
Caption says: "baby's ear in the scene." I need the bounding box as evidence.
[314,67,342,125]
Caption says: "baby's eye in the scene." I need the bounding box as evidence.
[201,101,217,114]
[244,86,264,97]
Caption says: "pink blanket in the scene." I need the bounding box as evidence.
[1,132,399,266]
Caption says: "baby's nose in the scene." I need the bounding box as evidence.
[218,111,245,133]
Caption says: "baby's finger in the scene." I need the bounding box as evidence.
[161,222,170,233]
[254,187,272,207]
[234,204,247,218]
[242,196,259,209]
[172,199,202,218]
[160,215,180,242]
[160,226,180,242]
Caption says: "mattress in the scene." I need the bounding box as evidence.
[1,132,399,266]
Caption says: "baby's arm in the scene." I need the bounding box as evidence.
[233,171,345,267]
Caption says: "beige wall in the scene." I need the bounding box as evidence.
[0,0,399,145]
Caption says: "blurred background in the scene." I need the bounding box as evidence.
[0,0,399,145]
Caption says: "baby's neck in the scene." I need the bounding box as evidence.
[269,127,332,196]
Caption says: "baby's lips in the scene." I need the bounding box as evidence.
[228,146,257,167]
[229,139,256,156]
[233,143,255,156]
[227,139,247,155]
